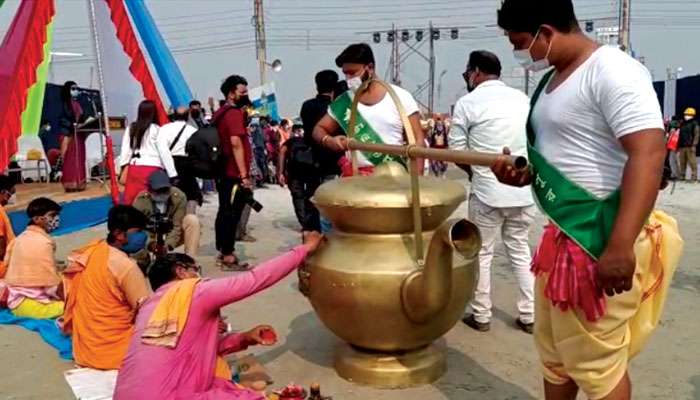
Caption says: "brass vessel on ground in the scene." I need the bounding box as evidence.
[304,80,499,388]
[307,164,480,388]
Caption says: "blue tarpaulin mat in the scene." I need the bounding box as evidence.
[0,309,73,360]
[8,195,112,236]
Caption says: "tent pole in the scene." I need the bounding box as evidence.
[87,0,119,204]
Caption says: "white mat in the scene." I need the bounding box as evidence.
[64,368,117,400]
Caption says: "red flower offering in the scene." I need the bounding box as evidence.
[259,328,278,344]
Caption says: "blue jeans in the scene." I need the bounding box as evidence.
[316,175,336,233]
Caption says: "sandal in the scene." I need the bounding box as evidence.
[218,254,250,271]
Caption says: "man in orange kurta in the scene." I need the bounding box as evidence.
[62,205,150,370]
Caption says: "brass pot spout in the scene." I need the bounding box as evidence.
[401,219,481,324]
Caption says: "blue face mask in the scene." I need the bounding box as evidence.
[121,231,148,254]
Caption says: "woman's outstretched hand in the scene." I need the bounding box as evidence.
[302,231,324,255]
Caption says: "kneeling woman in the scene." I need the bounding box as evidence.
[114,232,323,400]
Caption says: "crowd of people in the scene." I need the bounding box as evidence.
[0,0,687,399]
[665,107,700,182]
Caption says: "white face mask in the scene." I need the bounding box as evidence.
[347,76,363,93]
[514,29,553,72]
[46,215,60,233]
[685,115,694,121]
[70,89,80,98]
[7,193,16,205]
[346,68,370,93]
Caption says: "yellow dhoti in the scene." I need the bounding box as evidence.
[534,210,683,399]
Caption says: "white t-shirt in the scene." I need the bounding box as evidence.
[158,121,198,157]
[531,46,664,198]
[329,84,420,167]
[119,123,178,178]
[450,80,534,208]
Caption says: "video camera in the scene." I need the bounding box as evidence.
[146,212,174,248]
[236,186,263,213]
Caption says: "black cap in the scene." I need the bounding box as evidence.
[148,170,171,191]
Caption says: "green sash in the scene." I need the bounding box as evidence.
[527,70,621,260]
[328,91,405,166]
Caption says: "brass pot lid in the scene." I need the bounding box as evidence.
[313,164,466,209]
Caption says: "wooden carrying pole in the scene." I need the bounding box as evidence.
[346,79,528,264]
[347,140,528,170]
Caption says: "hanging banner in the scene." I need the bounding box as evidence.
[98,0,168,125]
[124,0,192,108]
[0,0,55,170]
[249,82,281,121]
[21,20,54,136]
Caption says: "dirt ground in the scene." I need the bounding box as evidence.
[0,173,698,400]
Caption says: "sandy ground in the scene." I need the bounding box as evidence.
[0,172,699,400]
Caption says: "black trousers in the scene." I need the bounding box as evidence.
[215,177,249,255]
[174,156,202,205]
[287,174,336,232]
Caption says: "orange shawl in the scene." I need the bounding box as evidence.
[141,278,231,379]
[63,240,135,370]
[3,225,59,287]
[142,278,200,348]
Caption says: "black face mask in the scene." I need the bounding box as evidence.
[190,110,201,119]
[235,95,251,107]
[466,71,477,93]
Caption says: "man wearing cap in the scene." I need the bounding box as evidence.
[132,170,201,269]
[678,107,699,181]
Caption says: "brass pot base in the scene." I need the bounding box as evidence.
[334,343,446,389]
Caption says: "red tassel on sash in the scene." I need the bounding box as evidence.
[532,224,607,322]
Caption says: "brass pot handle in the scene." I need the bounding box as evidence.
[346,79,424,264]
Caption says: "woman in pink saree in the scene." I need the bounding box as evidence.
[114,232,323,400]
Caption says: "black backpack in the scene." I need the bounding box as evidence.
[286,136,315,176]
[183,126,222,179]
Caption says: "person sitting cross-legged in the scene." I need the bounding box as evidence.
[4,197,63,319]
[62,205,151,370]
[114,231,324,400]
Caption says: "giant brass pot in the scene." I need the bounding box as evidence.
[306,164,480,388]
[303,79,481,388]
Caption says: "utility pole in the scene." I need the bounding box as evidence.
[428,21,435,115]
[389,24,400,85]
[618,0,631,53]
[524,69,530,95]
[253,0,267,85]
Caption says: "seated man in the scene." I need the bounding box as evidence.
[62,205,150,370]
[114,232,323,400]
[3,197,63,319]
[132,170,200,269]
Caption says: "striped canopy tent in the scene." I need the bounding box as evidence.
[0,0,193,233]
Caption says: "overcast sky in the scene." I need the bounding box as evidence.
[1,0,697,116]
